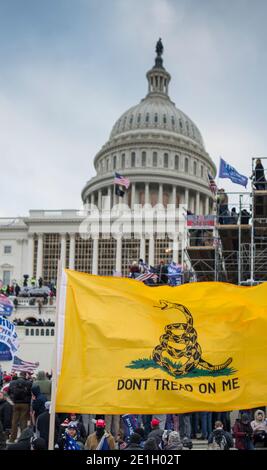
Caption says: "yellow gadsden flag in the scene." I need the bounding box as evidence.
[56,270,267,414]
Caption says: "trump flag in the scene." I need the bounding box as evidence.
[55,270,267,414]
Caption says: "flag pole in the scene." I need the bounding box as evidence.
[48,259,63,450]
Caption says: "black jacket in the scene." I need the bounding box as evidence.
[208,428,234,449]
[36,410,60,449]
[6,427,34,450]
[8,378,32,404]
[0,399,12,430]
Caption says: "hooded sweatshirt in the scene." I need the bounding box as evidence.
[34,371,51,400]
[31,385,47,418]
[251,410,267,433]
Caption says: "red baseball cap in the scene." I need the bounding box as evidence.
[151,418,160,427]
[96,419,106,428]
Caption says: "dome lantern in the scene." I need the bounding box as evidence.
[146,38,171,98]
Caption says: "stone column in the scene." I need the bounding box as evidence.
[60,234,66,268]
[69,233,76,269]
[115,237,122,273]
[148,235,154,266]
[36,233,43,279]
[91,193,95,205]
[172,186,177,206]
[158,183,163,205]
[98,189,102,210]
[108,186,112,209]
[196,192,200,215]
[131,183,136,209]
[140,236,146,261]
[184,188,189,211]
[205,196,210,215]
[92,238,99,275]
[145,183,149,204]
[27,234,34,277]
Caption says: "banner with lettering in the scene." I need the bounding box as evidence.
[55,270,267,413]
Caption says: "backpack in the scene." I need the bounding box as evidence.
[209,432,227,450]
[13,380,29,402]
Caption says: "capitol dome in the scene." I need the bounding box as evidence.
[109,91,204,149]
[82,40,216,218]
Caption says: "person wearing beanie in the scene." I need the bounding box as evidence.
[85,419,115,450]
[124,432,142,450]
[251,409,267,446]
[58,422,83,450]
[233,413,254,450]
[147,418,163,449]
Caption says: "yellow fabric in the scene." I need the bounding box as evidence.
[56,270,267,413]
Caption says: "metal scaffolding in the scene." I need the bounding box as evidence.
[185,159,267,284]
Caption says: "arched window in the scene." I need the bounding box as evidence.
[131,152,136,167]
[123,116,127,130]
[163,114,167,124]
[186,121,190,134]
[137,113,141,124]
[142,151,146,167]
[193,161,197,176]
[164,153,168,168]
[175,155,179,170]
[145,113,149,123]
[154,113,158,123]
[171,116,175,127]
[153,152,158,167]
[184,157,189,173]
[129,115,133,126]
[113,155,117,170]
[121,153,125,169]
[179,119,183,130]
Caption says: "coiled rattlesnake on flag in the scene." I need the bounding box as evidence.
[152,300,232,376]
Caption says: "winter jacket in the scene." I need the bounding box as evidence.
[6,427,34,450]
[147,428,163,449]
[233,420,253,450]
[8,378,32,404]
[31,385,47,418]
[251,410,267,434]
[0,399,12,430]
[33,371,52,400]
[36,410,60,449]
[85,432,116,450]
[208,428,234,449]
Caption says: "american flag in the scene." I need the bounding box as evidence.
[11,356,39,374]
[208,173,217,194]
[135,272,158,282]
[114,172,130,189]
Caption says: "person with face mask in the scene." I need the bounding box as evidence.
[85,419,116,450]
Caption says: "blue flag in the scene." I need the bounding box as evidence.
[219,158,248,187]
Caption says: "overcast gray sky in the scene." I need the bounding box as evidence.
[1,0,266,216]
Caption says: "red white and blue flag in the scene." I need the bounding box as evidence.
[114,172,130,189]
[11,356,39,374]
[135,272,158,282]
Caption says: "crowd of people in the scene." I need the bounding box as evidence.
[0,370,266,451]
[0,275,56,299]
[12,318,55,327]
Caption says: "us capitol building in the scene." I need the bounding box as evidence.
[0,41,216,289]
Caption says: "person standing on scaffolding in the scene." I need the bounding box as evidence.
[217,189,230,224]
[251,159,266,190]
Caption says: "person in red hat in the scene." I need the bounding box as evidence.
[85,419,115,450]
[147,418,164,449]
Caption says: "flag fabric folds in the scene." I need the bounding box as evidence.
[114,172,130,189]
[219,158,248,187]
[11,356,39,374]
[56,271,267,414]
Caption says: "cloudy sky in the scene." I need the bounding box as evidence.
[1,0,267,216]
